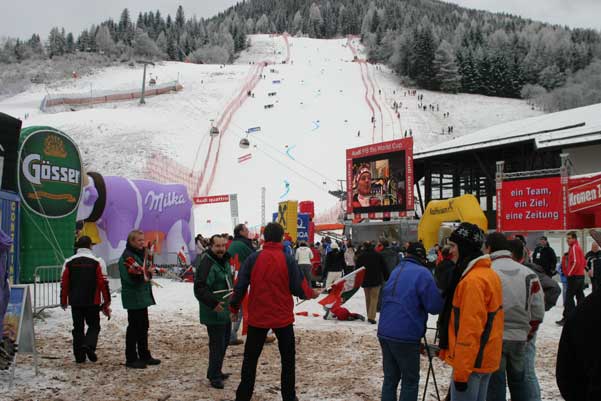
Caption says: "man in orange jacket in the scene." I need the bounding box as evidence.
[439,223,504,401]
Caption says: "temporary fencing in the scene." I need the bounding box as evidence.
[40,81,183,112]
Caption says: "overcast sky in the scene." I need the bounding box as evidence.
[445,0,601,31]
[1,0,600,39]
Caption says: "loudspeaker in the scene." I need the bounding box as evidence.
[0,112,22,192]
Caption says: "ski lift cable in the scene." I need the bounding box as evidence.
[227,119,339,187]
[223,132,332,194]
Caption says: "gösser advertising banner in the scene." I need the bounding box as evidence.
[497,176,567,232]
[346,137,414,219]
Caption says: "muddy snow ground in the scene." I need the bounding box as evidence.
[1,278,565,401]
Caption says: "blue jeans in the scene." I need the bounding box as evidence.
[487,341,529,401]
[524,334,541,401]
[451,372,492,401]
[379,339,420,401]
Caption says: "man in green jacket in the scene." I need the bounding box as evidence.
[227,224,254,346]
[118,230,160,369]
[194,234,234,389]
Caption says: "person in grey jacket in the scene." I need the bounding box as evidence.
[485,233,545,401]
[509,239,559,401]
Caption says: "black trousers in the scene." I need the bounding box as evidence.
[563,276,585,319]
[235,324,296,401]
[71,306,100,360]
[126,308,151,362]
[206,322,231,381]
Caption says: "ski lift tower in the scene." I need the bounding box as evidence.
[137,60,155,105]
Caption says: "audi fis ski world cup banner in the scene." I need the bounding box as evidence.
[346,138,414,219]
[18,127,83,218]
[497,176,567,232]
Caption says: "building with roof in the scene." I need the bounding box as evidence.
[413,103,601,228]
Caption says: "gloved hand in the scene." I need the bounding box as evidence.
[454,381,468,392]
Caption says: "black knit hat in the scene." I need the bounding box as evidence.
[449,223,485,258]
[406,242,427,262]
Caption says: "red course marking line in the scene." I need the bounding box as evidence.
[365,63,384,142]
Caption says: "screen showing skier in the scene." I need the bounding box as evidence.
[346,138,414,216]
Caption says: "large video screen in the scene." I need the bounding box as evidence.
[346,138,414,216]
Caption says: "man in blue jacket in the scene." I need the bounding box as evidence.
[378,242,444,401]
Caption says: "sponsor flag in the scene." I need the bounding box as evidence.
[318,267,366,309]
[177,246,188,266]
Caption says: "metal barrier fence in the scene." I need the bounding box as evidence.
[33,265,62,316]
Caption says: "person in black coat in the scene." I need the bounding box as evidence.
[323,242,346,288]
[356,242,389,324]
[556,290,601,401]
[585,241,601,293]
[532,236,557,277]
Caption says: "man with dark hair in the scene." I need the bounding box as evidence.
[61,236,110,363]
[229,222,320,401]
[508,239,559,401]
[228,224,254,346]
[532,236,557,277]
[356,242,389,324]
[194,234,233,389]
[485,232,544,401]
[378,242,443,401]
[557,231,586,326]
[439,223,503,401]
[118,230,160,369]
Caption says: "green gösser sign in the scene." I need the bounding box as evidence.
[18,127,83,218]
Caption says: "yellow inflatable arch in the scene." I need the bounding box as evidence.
[418,194,488,250]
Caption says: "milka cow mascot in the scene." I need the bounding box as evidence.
[77,172,195,265]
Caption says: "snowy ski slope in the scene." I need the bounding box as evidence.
[0,35,542,235]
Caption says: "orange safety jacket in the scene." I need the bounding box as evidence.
[440,255,504,383]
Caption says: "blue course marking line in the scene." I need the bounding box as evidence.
[285,145,296,160]
[279,180,291,199]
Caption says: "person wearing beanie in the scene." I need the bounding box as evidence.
[438,223,504,401]
[351,164,381,209]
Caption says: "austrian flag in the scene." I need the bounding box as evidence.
[318,267,366,309]
[177,247,188,265]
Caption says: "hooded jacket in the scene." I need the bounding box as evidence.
[490,250,545,341]
[440,255,504,384]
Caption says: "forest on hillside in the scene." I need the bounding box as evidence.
[2,1,601,111]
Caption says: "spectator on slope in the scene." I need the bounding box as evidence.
[585,241,601,293]
[194,234,234,389]
[438,223,503,401]
[60,236,110,364]
[356,242,389,324]
[324,242,345,289]
[228,224,255,346]
[380,240,400,276]
[229,222,320,401]
[556,288,601,401]
[118,230,161,369]
[486,233,544,401]
[532,236,557,277]
[557,231,586,326]
[295,242,314,289]
[378,242,443,401]
[344,240,356,275]
[509,239,560,401]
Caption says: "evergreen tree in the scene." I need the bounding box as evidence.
[47,27,66,58]
[176,5,185,35]
[66,32,75,53]
[434,40,461,93]
[308,3,323,38]
[410,25,436,89]
[292,11,303,35]
[95,25,116,54]
[166,32,177,60]
[156,31,168,54]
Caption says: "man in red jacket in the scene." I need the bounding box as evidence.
[557,231,586,326]
[229,222,320,401]
[60,236,110,363]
